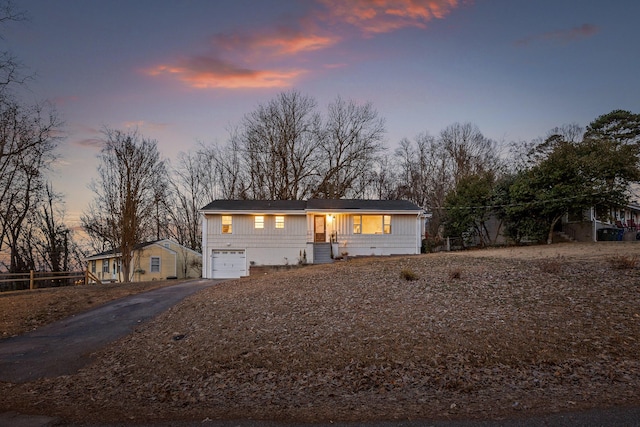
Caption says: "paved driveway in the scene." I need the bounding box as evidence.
[0,279,221,383]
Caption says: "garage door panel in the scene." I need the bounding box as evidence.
[212,249,246,278]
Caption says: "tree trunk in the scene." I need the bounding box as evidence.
[547,215,563,245]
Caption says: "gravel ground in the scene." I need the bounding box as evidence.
[0,242,639,425]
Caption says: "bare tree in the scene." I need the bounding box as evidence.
[81,128,168,282]
[314,96,386,199]
[440,122,501,186]
[198,92,387,202]
[241,90,320,200]
[393,124,502,239]
[34,183,68,271]
[0,100,61,272]
[0,2,83,274]
[17,182,85,272]
[366,156,397,200]
[394,133,444,208]
[198,132,247,201]
[166,150,211,252]
[0,1,27,94]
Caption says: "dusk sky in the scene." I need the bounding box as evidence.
[6,0,640,225]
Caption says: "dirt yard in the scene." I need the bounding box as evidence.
[1,242,639,424]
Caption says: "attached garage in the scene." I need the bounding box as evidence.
[211,249,247,278]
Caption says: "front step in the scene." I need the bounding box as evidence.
[313,243,333,264]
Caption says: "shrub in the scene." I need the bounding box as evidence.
[608,255,638,270]
[448,268,462,280]
[538,257,564,274]
[400,268,419,281]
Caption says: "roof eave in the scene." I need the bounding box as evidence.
[200,209,308,215]
[307,209,423,214]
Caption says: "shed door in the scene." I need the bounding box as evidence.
[211,249,247,278]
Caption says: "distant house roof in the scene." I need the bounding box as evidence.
[83,239,201,261]
[200,199,423,213]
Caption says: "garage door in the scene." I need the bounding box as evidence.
[211,249,247,278]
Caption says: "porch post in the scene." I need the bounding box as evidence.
[201,213,208,278]
[592,207,597,242]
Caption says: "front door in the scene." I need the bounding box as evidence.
[314,215,326,242]
[112,260,118,281]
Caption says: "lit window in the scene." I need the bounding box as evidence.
[221,215,232,234]
[353,215,391,234]
[150,257,160,273]
[275,216,284,229]
[254,215,264,229]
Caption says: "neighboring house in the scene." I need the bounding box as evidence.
[562,202,640,242]
[85,239,202,283]
[200,199,425,279]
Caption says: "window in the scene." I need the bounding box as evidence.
[221,215,232,234]
[353,215,392,234]
[91,260,96,273]
[102,259,109,273]
[150,256,161,273]
[275,215,284,229]
[254,215,264,229]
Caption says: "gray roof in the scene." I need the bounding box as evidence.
[200,199,422,212]
[200,200,307,211]
[307,199,421,211]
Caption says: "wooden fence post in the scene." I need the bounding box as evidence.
[30,270,35,290]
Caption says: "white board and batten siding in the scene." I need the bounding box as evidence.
[346,215,420,256]
[315,213,421,256]
[203,214,308,278]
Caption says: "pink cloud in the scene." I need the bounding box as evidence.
[144,25,331,90]
[516,23,599,46]
[145,0,462,90]
[213,27,340,56]
[74,137,103,148]
[317,0,461,34]
[146,56,305,89]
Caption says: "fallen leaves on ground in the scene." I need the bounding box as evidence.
[1,243,639,424]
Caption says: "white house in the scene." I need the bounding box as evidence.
[200,199,425,278]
